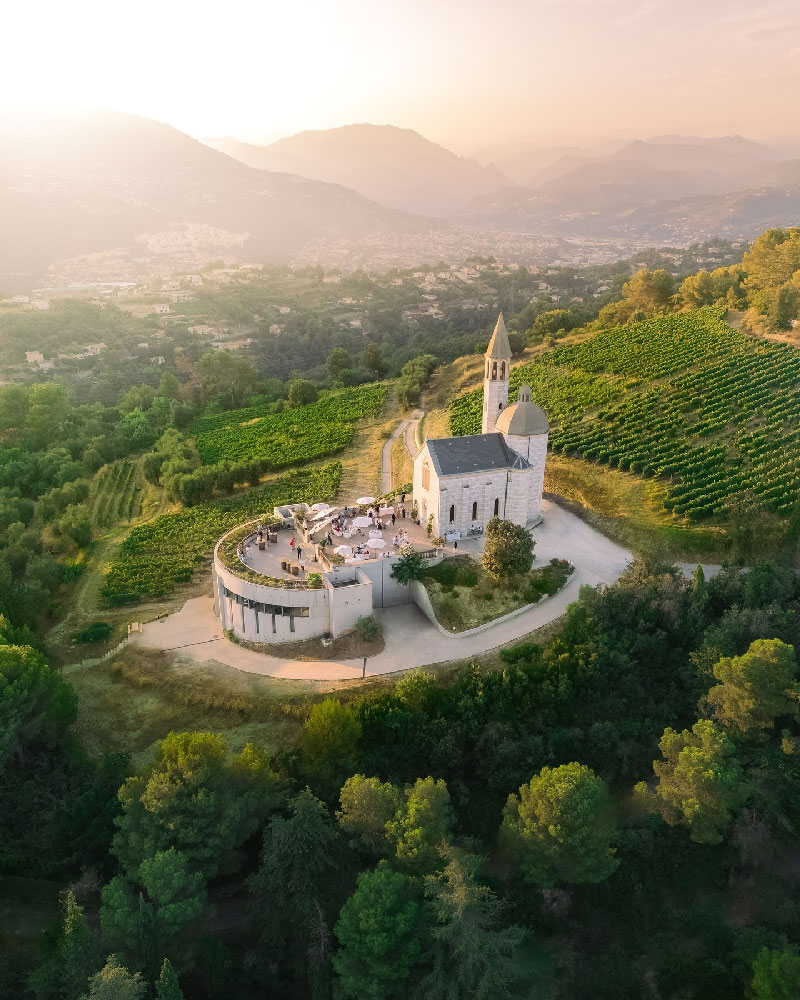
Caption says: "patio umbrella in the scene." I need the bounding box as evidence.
[311,506,335,521]
[334,544,353,556]
[353,515,372,528]
[356,496,376,505]
[367,537,386,549]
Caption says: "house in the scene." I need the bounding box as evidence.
[153,304,170,314]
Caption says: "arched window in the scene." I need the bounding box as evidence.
[449,504,455,523]
[421,462,430,490]
[500,362,506,379]
[472,501,477,520]
[491,361,497,380]
[494,497,499,516]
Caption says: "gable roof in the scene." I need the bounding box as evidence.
[425,433,531,477]
[485,313,511,359]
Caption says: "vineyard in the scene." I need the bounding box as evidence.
[90,460,141,529]
[102,463,342,605]
[190,384,387,467]
[450,307,800,521]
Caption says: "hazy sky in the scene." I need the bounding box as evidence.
[4,0,800,151]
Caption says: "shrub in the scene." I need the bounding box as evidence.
[354,615,383,642]
[76,621,113,644]
[482,517,534,581]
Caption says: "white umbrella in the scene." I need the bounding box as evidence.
[311,502,330,512]
[334,544,353,556]
[356,496,376,505]
[353,515,372,528]
[367,537,386,549]
[311,506,335,521]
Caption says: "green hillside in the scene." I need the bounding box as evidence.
[450,306,800,521]
[189,384,387,466]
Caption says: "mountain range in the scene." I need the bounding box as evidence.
[201,124,511,216]
[0,111,443,288]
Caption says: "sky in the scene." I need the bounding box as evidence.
[3,0,800,153]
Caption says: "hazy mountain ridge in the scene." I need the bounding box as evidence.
[0,111,444,287]
[202,124,513,216]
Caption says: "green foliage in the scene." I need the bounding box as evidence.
[76,622,113,644]
[501,763,618,887]
[249,789,348,983]
[706,639,799,735]
[337,775,402,854]
[333,864,427,1000]
[103,463,341,604]
[28,890,103,1000]
[482,517,534,581]
[189,384,385,466]
[635,719,747,844]
[288,378,319,406]
[386,776,455,872]
[751,945,800,1000]
[302,699,362,794]
[354,615,382,643]
[390,550,426,584]
[78,955,147,1000]
[112,732,279,880]
[0,641,77,764]
[193,351,260,408]
[420,849,532,1000]
[101,848,208,976]
[155,959,184,1000]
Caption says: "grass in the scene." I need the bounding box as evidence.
[420,556,573,632]
[391,431,413,492]
[544,452,737,560]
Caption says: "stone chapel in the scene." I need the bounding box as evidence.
[412,313,549,537]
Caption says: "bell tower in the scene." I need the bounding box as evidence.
[482,313,511,434]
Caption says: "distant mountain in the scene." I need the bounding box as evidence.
[202,124,512,216]
[454,133,800,242]
[0,110,443,287]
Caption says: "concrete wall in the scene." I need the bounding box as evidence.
[327,569,373,637]
[214,557,330,643]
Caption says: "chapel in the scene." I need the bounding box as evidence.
[412,313,549,537]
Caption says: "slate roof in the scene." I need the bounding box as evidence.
[426,433,532,477]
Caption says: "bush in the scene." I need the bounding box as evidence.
[354,615,382,642]
[76,621,113,644]
[482,517,534,580]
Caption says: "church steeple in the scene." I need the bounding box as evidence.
[482,313,510,434]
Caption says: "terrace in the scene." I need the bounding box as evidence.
[223,501,463,588]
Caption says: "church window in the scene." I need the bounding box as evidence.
[491,361,497,380]
[422,463,430,490]
[500,362,506,379]
[494,497,499,516]
[472,501,477,520]
[449,504,455,523]
[498,402,503,410]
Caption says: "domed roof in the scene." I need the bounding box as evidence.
[495,385,549,436]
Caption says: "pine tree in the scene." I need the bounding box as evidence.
[155,958,184,1000]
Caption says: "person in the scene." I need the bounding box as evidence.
[453,540,458,550]
[326,531,333,546]
[289,536,295,551]
[299,558,305,574]
[393,534,399,547]
[391,512,396,526]
[401,506,406,519]
[401,492,406,504]
[297,545,303,560]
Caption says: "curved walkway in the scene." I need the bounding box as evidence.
[131,499,637,681]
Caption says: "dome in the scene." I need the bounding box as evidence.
[495,385,549,436]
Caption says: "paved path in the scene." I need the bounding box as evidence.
[405,410,423,459]
[131,499,639,681]
[381,419,409,494]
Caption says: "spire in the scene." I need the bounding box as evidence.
[485,313,511,359]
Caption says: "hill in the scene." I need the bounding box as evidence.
[0,110,443,289]
[449,306,800,532]
[202,124,512,216]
